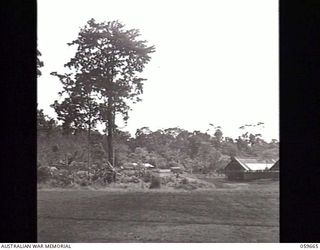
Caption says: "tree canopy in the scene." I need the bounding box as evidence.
[51,19,155,165]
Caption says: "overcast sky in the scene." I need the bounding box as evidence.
[37,0,279,141]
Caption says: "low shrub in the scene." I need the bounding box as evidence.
[161,176,175,185]
[176,183,197,190]
[37,167,51,183]
[149,175,161,189]
[78,178,91,186]
[50,171,73,187]
[181,178,189,185]
[142,171,152,182]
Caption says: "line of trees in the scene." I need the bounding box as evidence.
[37,115,279,174]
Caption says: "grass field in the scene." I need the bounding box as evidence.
[37,179,279,242]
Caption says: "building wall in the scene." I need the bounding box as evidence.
[243,171,279,180]
[270,161,279,171]
[225,159,245,180]
[226,171,244,180]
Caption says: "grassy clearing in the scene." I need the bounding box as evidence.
[37,179,279,242]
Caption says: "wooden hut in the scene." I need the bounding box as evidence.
[224,157,278,181]
[170,166,183,174]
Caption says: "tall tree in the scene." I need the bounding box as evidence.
[64,19,155,166]
[51,71,101,169]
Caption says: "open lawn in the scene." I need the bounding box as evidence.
[37,179,279,242]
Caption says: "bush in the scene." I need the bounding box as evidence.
[118,175,139,184]
[149,175,161,189]
[37,167,51,183]
[176,182,197,190]
[78,178,91,186]
[181,178,189,185]
[50,170,73,187]
[161,176,175,185]
[51,145,59,153]
[142,171,152,182]
[47,176,73,187]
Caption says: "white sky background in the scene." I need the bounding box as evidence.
[37,0,279,141]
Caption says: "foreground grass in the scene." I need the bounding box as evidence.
[37,180,279,242]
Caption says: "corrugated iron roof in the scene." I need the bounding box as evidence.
[154,169,171,173]
[233,157,278,171]
[142,163,155,168]
[245,163,274,171]
[170,166,181,170]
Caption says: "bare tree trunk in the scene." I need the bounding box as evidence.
[107,98,114,167]
[87,100,92,175]
[107,54,115,169]
[112,108,116,167]
[87,124,91,176]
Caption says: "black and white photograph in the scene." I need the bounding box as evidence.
[37,0,279,242]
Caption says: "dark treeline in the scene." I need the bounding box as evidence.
[37,111,279,174]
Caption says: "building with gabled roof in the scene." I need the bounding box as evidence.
[224,157,279,181]
[269,160,279,171]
